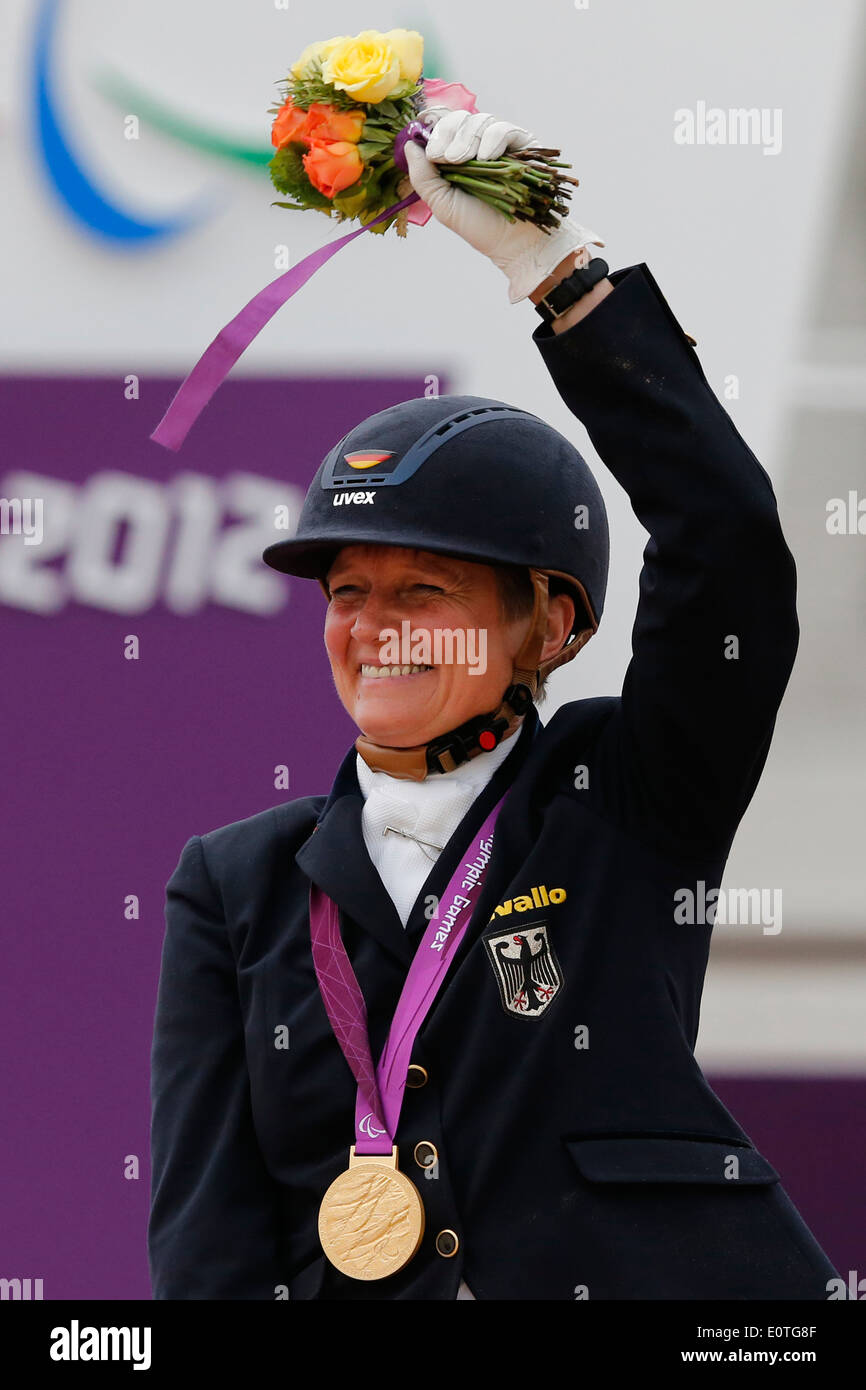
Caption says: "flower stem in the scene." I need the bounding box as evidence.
[444,172,522,201]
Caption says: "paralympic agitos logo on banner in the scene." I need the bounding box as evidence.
[31,0,268,245]
[31,3,449,247]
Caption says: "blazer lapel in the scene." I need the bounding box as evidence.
[296,708,543,970]
[295,746,414,967]
[403,707,541,949]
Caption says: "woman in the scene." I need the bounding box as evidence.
[148,109,840,1299]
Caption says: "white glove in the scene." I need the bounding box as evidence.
[422,108,538,162]
[404,109,605,304]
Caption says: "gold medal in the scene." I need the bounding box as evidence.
[318,1146,425,1281]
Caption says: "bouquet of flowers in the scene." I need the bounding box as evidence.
[268,27,579,236]
[150,26,589,452]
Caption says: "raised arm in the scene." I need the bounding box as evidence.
[533,262,799,855]
[405,115,798,856]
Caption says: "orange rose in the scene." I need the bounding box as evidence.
[305,102,366,144]
[271,98,311,149]
[302,140,364,198]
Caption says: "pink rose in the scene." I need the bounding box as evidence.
[421,79,479,113]
[406,79,480,224]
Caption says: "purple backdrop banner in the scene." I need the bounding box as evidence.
[0,372,435,1299]
[0,374,861,1297]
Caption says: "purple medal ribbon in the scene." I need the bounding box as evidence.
[309,791,504,1155]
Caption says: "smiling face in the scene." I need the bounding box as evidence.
[323,545,574,748]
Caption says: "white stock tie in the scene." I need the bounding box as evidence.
[356,732,516,929]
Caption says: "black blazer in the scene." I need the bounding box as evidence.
[148,264,840,1299]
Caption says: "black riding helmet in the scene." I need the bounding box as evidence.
[262,394,609,779]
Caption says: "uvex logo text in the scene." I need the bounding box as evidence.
[333,491,376,506]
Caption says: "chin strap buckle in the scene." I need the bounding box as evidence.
[425,682,534,774]
[425,710,510,773]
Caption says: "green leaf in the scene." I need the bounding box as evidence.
[332,187,370,219]
[268,142,335,208]
[358,124,393,145]
[269,142,305,189]
[289,69,366,112]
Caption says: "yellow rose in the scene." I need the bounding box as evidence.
[383,29,424,84]
[321,31,402,104]
[290,35,350,80]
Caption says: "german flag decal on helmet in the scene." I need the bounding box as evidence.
[343,451,394,469]
[326,449,405,488]
[322,404,545,493]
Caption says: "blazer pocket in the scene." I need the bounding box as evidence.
[563,1134,780,1186]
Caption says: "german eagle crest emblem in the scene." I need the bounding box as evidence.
[483,920,563,1020]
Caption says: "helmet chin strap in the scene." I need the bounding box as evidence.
[344,568,596,783]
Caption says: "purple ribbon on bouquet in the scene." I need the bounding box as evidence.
[393,119,430,172]
[308,792,505,1155]
[149,184,423,453]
